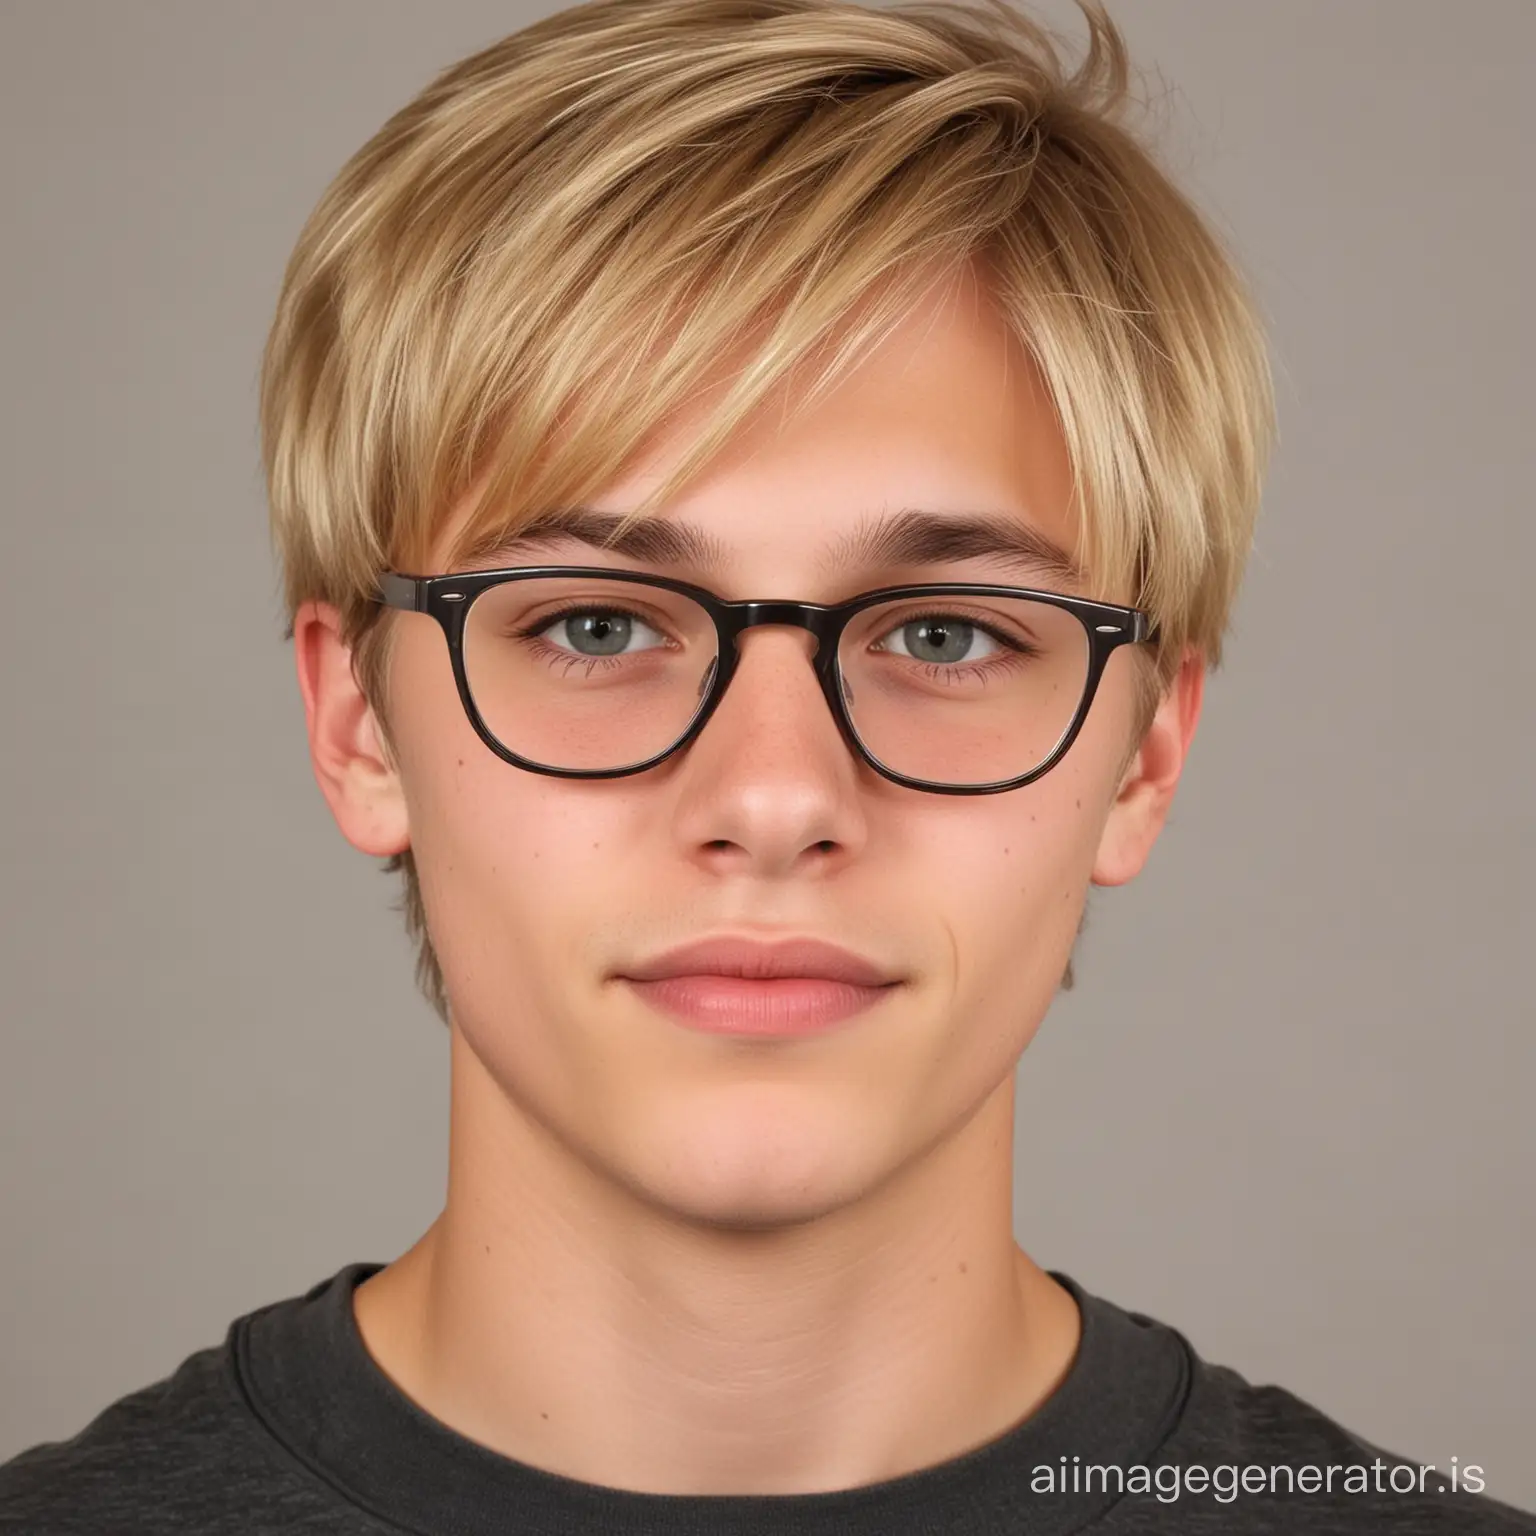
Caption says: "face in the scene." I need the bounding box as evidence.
[298,267,1201,1231]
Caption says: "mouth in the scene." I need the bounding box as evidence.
[615,936,904,1036]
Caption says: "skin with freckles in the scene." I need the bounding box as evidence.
[293,266,1203,1496]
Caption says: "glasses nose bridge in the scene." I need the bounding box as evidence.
[711,600,848,736]
[724,600,839,658]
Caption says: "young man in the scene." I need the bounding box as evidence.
[3,0,1530,1530]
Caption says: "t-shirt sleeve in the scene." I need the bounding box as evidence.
[1118,1359,1536,1533]
[0,1343,383,1534]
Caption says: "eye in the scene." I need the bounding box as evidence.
[875,616,1000,665]
[537,609,667,657]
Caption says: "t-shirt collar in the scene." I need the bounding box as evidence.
[232,1259,1190,1536]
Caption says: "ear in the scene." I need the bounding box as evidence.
[1090,646,1204,888]
[293,601,411,858]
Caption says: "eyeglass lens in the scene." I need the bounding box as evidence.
[460,576,1090,787]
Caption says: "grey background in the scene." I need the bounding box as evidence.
[2,0,1532,1509]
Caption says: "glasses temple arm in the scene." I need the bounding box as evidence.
[377,572,426,612]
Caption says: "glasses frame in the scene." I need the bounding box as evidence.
[377,565,1156,796]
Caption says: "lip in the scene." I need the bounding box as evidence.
[617,937,903,1036]
[622,937,898,987]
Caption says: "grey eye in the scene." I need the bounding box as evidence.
[543,611,663,656]
[882,617,997,665]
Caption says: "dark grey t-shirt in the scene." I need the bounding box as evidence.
[2,1261,1531,1534]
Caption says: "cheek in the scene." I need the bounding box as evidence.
[412,762,622,998]
[905,727,1123,1016]
[934,785,1095,952]
[385,627,622,999]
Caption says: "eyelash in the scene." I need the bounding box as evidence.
[513,605,674,675]
[872,610,1042,684]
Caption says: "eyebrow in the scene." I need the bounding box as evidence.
[459,505,1085,588]
[458,508,726,569]
[824,508,1086,588]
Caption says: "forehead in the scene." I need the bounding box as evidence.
[438,271,1082,590]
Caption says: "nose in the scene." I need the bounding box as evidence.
[666,624,868,879]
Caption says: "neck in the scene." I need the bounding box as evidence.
[352,1023,1081,1496]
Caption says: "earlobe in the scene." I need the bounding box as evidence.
[293,601,412,858]
[1089,648,1204,889]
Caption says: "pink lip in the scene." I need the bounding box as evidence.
[618,937,902,1036]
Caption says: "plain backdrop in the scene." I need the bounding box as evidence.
[1,0,1532,1510]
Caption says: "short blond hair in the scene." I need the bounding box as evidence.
[261,0,1274,1023]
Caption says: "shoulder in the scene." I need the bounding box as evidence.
[1143,1344,1536,1532]
[0,1331,346,1534]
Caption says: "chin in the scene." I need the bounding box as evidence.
[612,1100,889,1234]
[633,1178,868,1236]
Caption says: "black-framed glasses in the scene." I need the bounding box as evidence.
[377,566,1155,795]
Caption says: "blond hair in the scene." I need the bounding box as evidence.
[261,0,1274,1023]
